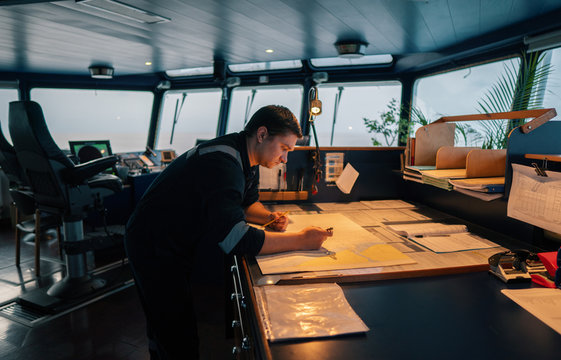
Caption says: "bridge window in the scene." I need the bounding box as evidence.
[311,82,402,147]
[413,57,521,148]
[0,87,19,144]
[30,88,153,153]
[541,47,561,111]
[226,85,303,134]
[157,89,222,153]
[228,60,302,72]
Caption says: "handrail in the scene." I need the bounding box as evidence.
[432,108,557,134]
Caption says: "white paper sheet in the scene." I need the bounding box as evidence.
[410,232,497,253]
[508,164,561,235]
[336,163,359,194]
[360,199,416,209]
[315,202,370,211]
[501,288,561,335]
[386,222,499,253]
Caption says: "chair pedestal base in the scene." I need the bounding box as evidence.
[47,275,106,299]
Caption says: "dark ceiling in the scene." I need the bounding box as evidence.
[2,0,561,77]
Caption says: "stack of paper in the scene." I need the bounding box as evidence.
[449,177,505,193]
[421,169,467,190]
[403,165,435,183]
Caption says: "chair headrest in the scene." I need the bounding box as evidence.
[9,101,74,169]
[0,119,27,185]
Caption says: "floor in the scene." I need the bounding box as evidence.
[0,219,235,360]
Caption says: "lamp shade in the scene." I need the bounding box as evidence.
[89,65,114,79]
[334,40,368,59]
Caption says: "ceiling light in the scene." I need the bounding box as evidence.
[145,61,152,66]
[265,49,274,53]
[76,0,170,24]
[334,40,368,59]
[89,65,114,79]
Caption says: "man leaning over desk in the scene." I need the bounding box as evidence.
[124,105,333,360]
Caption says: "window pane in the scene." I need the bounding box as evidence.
[310,54,393,67]
[166,66,213,77]
[542,47,561,111]
[0,88,19,144]
[413,58,521,147]
[30,89,153,153]
[227,85,303,134]
[229,60,302,72]
[311,82,402,147]
[157,89,222,153]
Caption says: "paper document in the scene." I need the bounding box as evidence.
[336,163,359,194]
[387,223,468,237]
[315,202,369,211]
[386,222,499,253]
[360,200,416,209]
[507,163,561,235]
[501,288,561,335]
[256,213,415,274]
[259,163,286,190]
[255,283,369,341]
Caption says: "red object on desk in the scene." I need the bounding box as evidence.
[531,251,559,288]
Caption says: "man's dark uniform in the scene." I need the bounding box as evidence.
[125,131,265,359]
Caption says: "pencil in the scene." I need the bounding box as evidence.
[262,211,290,228]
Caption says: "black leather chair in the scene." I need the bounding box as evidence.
[0,122,62,276]
[9,100,123,298]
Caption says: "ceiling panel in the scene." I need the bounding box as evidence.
[0,0,561,76]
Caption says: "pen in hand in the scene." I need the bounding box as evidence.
[262,211,290,228]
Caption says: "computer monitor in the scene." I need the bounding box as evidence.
[68,140,113,162]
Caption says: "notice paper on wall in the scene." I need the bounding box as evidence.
[254,283,369,341]
[507,163,561,235]
[336,163,359,194]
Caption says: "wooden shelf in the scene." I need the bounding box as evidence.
[524,153,561,162]
[258,191,308,201]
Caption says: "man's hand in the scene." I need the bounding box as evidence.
[265,211,289,231]
[297,226,333,250]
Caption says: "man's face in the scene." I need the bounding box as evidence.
[257,129,298,168]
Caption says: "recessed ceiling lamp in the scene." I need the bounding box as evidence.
[145,61,152,66]
[76,0,171,24]
[89,65,114,79]
[334,40,368,59]
[265,49,274,53]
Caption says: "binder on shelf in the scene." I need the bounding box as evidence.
[435,146,479,169]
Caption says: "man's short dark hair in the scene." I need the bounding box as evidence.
[244,105,302,138]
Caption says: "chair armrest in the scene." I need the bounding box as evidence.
[62,155,118,184]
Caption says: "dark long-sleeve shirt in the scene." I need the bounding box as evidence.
[125,131,265,264]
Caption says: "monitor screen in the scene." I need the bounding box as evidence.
[68,140,113,162]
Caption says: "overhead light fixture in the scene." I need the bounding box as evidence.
[334,40,368,59]
[309,86,322,116]
[89,65,114,79]
[145,61,152,66]
[312,72,328,84]
[265,49,274,53]
[76,0,171,24]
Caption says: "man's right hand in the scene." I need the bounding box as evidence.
[298,226,333,250]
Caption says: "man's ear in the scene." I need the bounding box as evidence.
[256,126,268,143]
